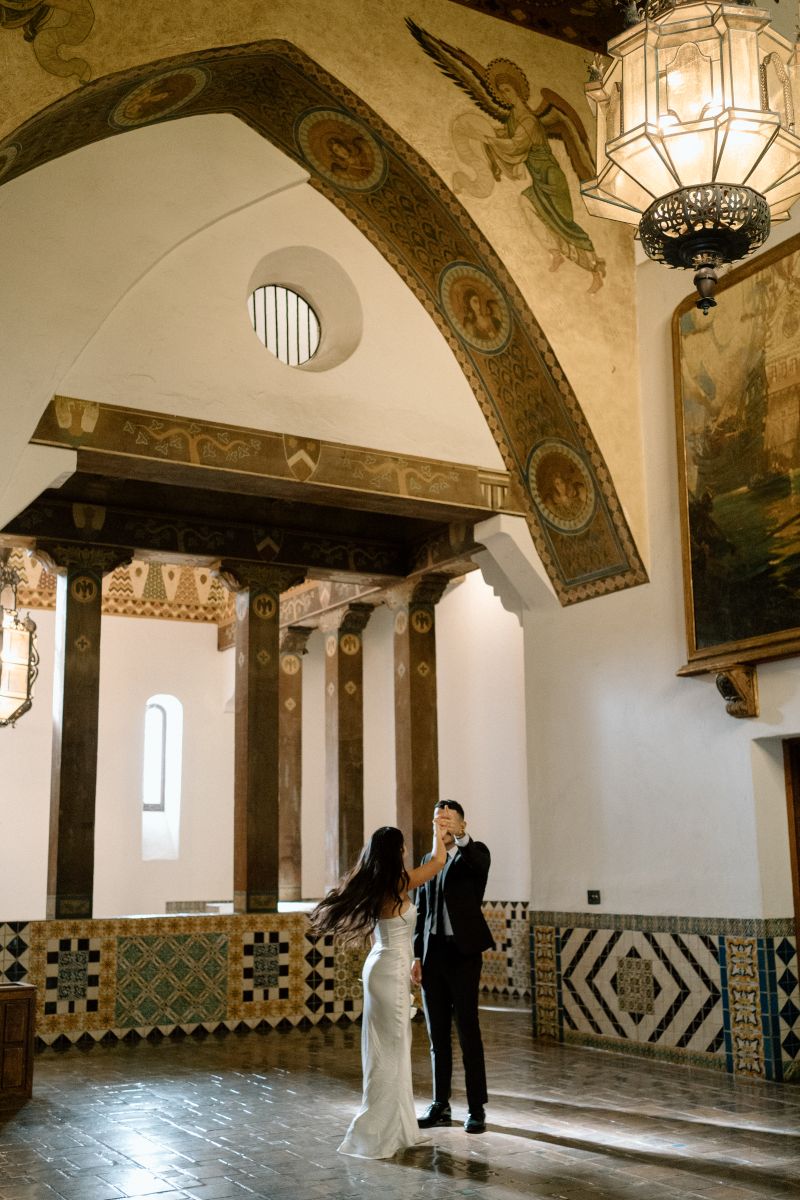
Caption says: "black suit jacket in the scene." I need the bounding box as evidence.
[414,838,495,962]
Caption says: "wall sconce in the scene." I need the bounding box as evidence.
[0,558,39,728]
[582,1,800,312]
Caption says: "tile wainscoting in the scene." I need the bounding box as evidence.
[531,912,800,1083]
[11,903,796,1083]
[0,901,530,1047]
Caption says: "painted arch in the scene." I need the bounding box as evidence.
[0,40,647,604]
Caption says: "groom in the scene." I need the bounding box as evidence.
[411,799,494,1133]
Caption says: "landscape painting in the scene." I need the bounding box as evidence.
[674,233,800,665]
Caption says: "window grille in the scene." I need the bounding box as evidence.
[248,284,320,366]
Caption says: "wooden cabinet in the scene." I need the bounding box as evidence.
[0,983,35,1105]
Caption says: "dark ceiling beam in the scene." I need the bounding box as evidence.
[2,496,415,582]
[449,0,620,54]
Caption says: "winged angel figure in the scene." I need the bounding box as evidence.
[407,19,605,293]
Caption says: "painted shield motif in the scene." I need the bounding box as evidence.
[254,528,284,560]
[109,67,210,129]
[283,435,321,482]
[527,440,596,533]
[439,262,510,354]
[295,108,387,191]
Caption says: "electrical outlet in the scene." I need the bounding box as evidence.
[587,889,601,905]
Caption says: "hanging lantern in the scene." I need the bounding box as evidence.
[582,1,800,312]
[0,559,39,728]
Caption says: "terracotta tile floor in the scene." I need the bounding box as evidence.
[0,1006,798,1200]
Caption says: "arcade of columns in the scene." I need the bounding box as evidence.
[2,399,520,919]
[27,556,463,919]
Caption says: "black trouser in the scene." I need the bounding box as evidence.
[421,935,487,1113]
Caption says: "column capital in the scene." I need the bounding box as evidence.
[318,601,374,635]
[280,625,314,656]
[34,541,132,577]
[385,573,452,611]
[216,561,306,595]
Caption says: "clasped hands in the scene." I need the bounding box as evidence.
[433,808,465,841]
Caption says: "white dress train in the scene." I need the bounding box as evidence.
[338,903,423,1159]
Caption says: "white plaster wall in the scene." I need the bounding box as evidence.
[526,211,800,920]
[0,612,234,919]
[60,122,501,469]
[0,607,56,920]
[438,573,529,901]
[301,629,326,899]
[93,617,234,917]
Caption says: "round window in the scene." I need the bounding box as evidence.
[248,285,320,367]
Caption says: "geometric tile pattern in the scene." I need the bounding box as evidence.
[302,932,364,1019]
[532,911,796,936]
[44,936,101,1016]
[721,935,765,1079]
[531,924,561,1039]
[531,918,800,1080]
[0,921,31,983]
[561,927,724,1060]
[773,935,800,1072]
[480,901,531,996]
[242,929,289,1002]
[303,932,336,1019]
[12,914,366,1044]
[615,952,654,1015]
[115,933,228,1028]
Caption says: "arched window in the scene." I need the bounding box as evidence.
[141,693,183,860]
[142,699,168,811]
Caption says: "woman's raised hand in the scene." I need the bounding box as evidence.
[432,813,448,863]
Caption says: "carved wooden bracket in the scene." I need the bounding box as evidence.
[715,665,759,719]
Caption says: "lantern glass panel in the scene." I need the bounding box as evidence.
[1,657,29,699]
[714,115,779,184]
[723,27,763,110]
[622,41,648,131]
[658,39,719,124]
[0,611,36,724]
[760,165,800,217]
[746,132,800,197]
[582,171,650,223]
[608,130,678,197]
[661,123,717,186]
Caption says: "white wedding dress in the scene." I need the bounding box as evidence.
[338,903,424,1159]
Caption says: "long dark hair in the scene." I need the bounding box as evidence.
[309,826,409,944]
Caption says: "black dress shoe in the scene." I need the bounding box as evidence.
[417,1101,452,1128]
[464,1107,486,1133]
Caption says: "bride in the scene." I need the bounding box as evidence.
[310,818,448,1158]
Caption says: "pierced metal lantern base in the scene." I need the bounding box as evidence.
[639,184,771,314]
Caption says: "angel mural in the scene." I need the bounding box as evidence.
[407,19,605,293]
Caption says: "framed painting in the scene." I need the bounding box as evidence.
[673,232,800,672]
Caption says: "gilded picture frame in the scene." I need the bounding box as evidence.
[673,232,800,673]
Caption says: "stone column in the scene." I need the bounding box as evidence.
[40,544,129,919]
[321,604,373,888]
[220,562,305,914]
[391,575,450,865]
[278,625,313,902]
